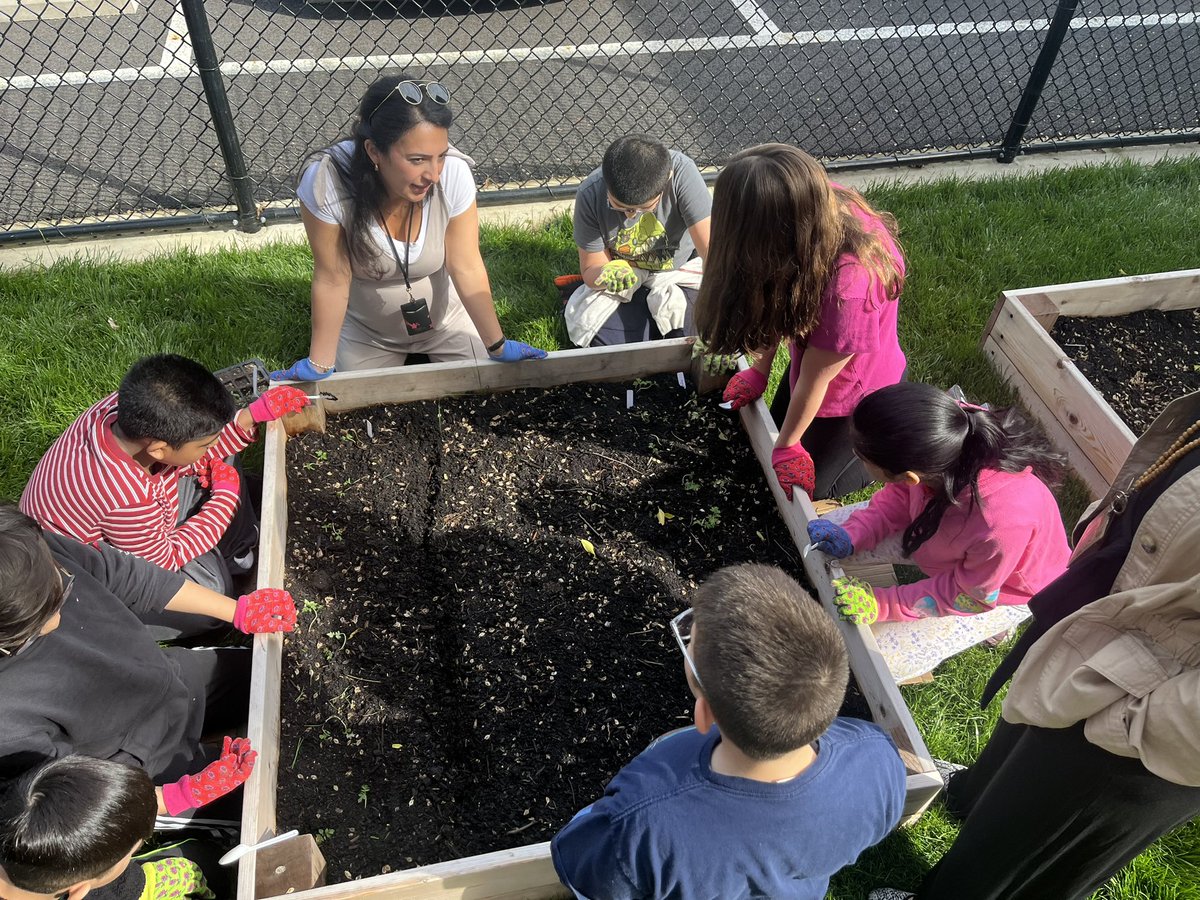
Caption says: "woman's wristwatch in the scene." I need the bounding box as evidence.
[486,337,507,355]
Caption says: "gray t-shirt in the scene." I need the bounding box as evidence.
[573,149,711,271]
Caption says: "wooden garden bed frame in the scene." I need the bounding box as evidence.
[981,269,1200,498]
[239,339,941,900]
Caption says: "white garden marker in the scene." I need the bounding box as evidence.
[219,830,301,866]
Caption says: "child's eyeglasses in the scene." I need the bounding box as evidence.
[607,193,663,215]
[669,608,703,690]
[368,81,451,122]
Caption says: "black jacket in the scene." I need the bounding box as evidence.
[0,535,203,780]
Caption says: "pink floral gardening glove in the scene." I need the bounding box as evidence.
[233,588,297,634]
[721,368,768,411]
[161,737,257,815]
[771,443,816,501]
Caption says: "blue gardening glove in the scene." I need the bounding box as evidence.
[806,519,854,558]
[596,259,639,293]
[489,340,548,363]
[831,576,879,626]
[271,357,334,382]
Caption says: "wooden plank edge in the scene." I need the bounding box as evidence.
[981,336,1112,498]
[288,340,699,413]
[239,420,289,900]
[734,381,936,786]
[1003,269,1200,318]
[270,842,567,900]
[991,296,1135,483]
[899,771,944,826]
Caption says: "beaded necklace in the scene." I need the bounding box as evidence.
[1131,419,1200,492]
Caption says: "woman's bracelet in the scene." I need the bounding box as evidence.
[307,357,335,373]
[486,337,507,354]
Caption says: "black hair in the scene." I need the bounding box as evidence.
[115,354,234,448]
[0,757,156,894]
[0,506,63,655]
[602,136,672,206]
[691,564,848,759]
[314,73,455,276]
[851,383,1066,556]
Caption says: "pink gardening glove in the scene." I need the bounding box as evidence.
[233,588,297,634]
[722,368,768,411]
[161,737,257,816]
[208,459,240,496]
[771,443,816,501]
[248,386,310,424]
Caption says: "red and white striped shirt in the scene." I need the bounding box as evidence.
[20,393,255,571]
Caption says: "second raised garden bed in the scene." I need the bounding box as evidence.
[237,341,941,900]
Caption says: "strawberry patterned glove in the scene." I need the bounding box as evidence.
[206,459,240,496]
[248,385,311,423]
[832,576,879,625]
[161,737,257,816]
[597,259,638,292]
[806,519,854,558]
[721,368,768,411]
[771,443,816,501]
[233,588,297,634]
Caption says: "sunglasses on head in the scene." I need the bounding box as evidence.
[369,80,451,122]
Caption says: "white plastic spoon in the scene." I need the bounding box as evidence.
[218,830,300,866]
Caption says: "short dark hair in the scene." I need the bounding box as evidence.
[691,564,848,759]
[116,354,235,448]
[0,757,156,893]
[0,506,62,654]
[602,136,672,206]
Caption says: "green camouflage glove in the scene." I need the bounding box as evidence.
[691,338,739,377]
[597,259,639,292]
[832,576,879,625]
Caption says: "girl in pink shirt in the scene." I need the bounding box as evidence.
[696,144,906,500]
[807,382,1072,681]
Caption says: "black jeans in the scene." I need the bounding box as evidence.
[920,719,1200,900]
[768,378,872,500]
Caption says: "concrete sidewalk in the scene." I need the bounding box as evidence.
[1,142,1197,271]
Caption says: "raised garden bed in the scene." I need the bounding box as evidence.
[238,341,940,900]
[981,269,1200,498]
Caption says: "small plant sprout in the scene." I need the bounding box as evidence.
[302,598,321,617]
[321,521,346,542]
[698,506,722,530]
[315,828,335,845]
[358,784,370,807]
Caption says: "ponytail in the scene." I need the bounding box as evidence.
[851,384,1065,556]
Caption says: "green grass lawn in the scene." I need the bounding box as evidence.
[2,158,1199,898]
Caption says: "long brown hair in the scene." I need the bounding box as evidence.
[695,144,904,355]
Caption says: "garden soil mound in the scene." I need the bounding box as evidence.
[278,375,865,880]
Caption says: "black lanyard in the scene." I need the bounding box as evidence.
[380,201,418,299]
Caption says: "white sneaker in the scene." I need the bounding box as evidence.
[933,757,967,784]
[868,890,916,900]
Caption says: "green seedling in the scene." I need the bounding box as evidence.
[358,784,370,807]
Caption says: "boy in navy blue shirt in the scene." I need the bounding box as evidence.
[551,563,906,899]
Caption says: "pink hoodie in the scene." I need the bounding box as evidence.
[841,467,1071,622]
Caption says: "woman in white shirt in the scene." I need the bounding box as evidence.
[273,75,546,380]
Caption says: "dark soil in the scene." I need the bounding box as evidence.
[1051,307,1200,433]
[276,374,868,882]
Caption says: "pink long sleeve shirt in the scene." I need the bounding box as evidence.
[840,467,1071,622]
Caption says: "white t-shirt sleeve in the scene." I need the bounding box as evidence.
[296,150,352,227]
[441,155,477,219]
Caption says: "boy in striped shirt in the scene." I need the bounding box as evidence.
[20,354,307,599]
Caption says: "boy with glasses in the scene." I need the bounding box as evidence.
[551,563,905,899]
[565,135,712,347]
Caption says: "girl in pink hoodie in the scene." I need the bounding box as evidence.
[806,382,1072,681]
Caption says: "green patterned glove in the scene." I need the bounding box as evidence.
[691,338,739,376]
[597,259,639,292]
[832,576,879,625]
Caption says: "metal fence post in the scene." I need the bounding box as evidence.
[998,0,1081,163]
[180,0,261,232]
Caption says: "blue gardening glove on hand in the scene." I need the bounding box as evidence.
[596,259,639,293]
[489,340,548,363]
[832,576,879,625]
[806,519,854,558]
[271,357,334,382]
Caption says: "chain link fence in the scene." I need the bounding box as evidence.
[1,0,1197,240]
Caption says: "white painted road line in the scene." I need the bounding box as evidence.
[2,12,1196,91]
[158,2,193,72]
[729,0,782,37]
